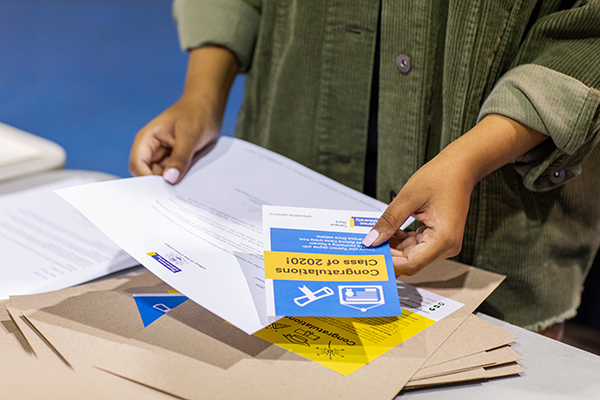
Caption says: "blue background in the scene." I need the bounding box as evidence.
[0,0,244,178]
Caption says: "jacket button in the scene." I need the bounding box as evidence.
[396,54,411,73]
[549,170,565,184]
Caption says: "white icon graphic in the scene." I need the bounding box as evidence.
[152,303,171,313]
[293,285,334,307]
[338,285,385,312]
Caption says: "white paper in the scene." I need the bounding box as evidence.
[0,177,138,300]
[57,137,412,334]
[397,281,464,322]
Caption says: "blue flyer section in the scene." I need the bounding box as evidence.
[268,228,402,317]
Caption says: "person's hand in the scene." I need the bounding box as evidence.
[129,46,239,183]
[129,95,220,183]
[363,151,474,276]
[362,114,549,276]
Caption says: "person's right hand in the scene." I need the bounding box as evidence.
[129,46,239,184]
[129,95,220,183]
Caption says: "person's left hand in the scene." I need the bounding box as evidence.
[362,150,474,276]
[362,114,549,276]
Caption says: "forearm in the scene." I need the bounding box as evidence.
[181,46,240,124]
[440,114,549,189]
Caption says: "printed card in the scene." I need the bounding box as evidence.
[263,206,402,318]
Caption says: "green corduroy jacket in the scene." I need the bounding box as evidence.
[173,0,600,331]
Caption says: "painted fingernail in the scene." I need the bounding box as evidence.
[163,168,180,184]
[362,229,379,247]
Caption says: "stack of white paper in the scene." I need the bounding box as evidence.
[0,177,138,300]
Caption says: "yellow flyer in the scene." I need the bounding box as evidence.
[254,281,463,375]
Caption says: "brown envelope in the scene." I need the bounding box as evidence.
[19,260,505,400]
[3,271,164,360]
[410,345,522,381]
[404,362,524,389]
[1,300,32,354]
[421,312,516,368]
[5,305,67,365]
[0,347,177,400]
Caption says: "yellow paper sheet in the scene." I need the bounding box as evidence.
[255,311,434,375]
[255,280,463,375]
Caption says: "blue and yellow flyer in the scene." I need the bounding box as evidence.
[254,281,464,375]
[263,206,402,318]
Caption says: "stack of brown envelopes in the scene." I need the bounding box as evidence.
[1,260,523,400]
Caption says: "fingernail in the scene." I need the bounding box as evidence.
[163,168,180,184]
[362,229,379,247]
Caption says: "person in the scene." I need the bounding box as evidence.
[129,0,600,338]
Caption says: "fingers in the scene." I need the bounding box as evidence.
[362,195,415,248]
[162,116,219,184]
[160,132,197,184]
[389,226,461,276]
[391,239,439,276]
[129,150,154,177]
[129,123,173,177]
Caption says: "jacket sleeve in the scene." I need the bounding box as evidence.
[172,0,261,72]
[477,0,600,191]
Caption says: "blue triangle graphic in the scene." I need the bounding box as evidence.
[133,294,189,327]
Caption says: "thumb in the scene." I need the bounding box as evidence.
[162,132,200,185]
[362,197,414,248]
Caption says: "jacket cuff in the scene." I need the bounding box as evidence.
[173,0,260,71]
[478,64,600,191]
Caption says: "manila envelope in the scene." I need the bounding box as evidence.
[409,345,522,381]
[0,347,176,400]
[5,305,67,365]
[3,270,160,361]
[421,312,516,367]
[0,299,32,354]
[404,362,524,389]
[20,260,504,400]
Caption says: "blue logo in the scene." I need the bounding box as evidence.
[147,252,182,273]
[350,217,378,227]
